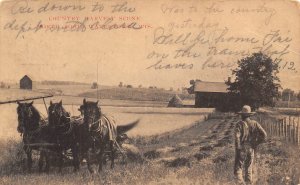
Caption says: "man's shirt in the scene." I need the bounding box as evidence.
[235,118,267,149]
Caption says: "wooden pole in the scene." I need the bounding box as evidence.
[279,119,281,137]
[271,118,274,136]
[296,122,299,145]
[284,117,288,141]
[293,117,296,144]
[288,117,291,142]
[281,119,284,138]
[291,118,294,144]
[275,119,277,136]
[97,62,99,100]
[42,98,48,116]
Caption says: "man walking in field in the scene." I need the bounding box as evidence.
[234,105,267,185]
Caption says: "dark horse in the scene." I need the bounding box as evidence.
[16,101,51,172]
[80,99,139,173]
[48,100,80,172]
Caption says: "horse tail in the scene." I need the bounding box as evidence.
[117,119,139,135]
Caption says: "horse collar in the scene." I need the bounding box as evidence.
[60,122,73,135]
[25,126,41,136]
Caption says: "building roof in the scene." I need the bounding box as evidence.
[20,75,33,81]
[193,81,228,93]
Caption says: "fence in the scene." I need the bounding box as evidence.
[258,115,300,145]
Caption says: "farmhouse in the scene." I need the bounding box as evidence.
[189,80,229,108]
[20,75,33,90]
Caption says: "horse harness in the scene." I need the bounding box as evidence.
[88,116,115,150]
[51,103,74,136]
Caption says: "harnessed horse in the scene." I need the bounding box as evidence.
[80,99,139,173]
[16,101,51,172]
[48,100,80,172]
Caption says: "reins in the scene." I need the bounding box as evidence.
[87,117,102,133]
[59,121,73,135]
[50,104,74,136]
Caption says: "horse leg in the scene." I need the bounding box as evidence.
[58,150,64,173]
[26,148,33,173]
[87,148,95,173]
[45,150,50,173]
[98,145,105,172]
[38,150,45,173]
[71,144,80,172]
[110,141,115,169]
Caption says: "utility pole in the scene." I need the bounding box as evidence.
[97,62,99,100]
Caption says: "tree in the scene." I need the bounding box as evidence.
[118,82,123,87]
[227,52,281,110]
[91,82,98,89]
[0,82,5,88]
[282,89,295,101]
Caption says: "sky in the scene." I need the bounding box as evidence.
[0,0,299,91]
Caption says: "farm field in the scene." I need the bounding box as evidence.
[0,112,299,184]
[1,83,193,107]
[0,103,213,140]
[1,88,299,184]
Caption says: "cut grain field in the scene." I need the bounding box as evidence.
[1,113,299,185]
[0,103,213,139]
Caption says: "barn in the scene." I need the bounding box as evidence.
[189,81,229,108]
[20,75,33,90]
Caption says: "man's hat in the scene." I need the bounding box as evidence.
[237,105,256,115]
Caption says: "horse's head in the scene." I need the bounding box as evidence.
[81,98,101,132]
[48,100,70,127]
[16,101,36,133]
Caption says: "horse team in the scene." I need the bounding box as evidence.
[16,98,139,173]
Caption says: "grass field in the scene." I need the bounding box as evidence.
[79,87,194,102]
[30,84,193,102]
[0,113,299,185]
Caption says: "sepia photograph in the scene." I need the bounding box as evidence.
[0,0,299,184]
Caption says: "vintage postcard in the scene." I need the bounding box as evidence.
[0,0,299,184]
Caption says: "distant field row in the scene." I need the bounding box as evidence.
[33,84,194,102]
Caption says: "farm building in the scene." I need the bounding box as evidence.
[168,94,183,107]
[20,75,33,90]
[189,80,229,108]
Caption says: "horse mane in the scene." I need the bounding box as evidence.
[62,106,70,117]
[49,103,70,125]
[94,105,101,118]
[30,105,41,124]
